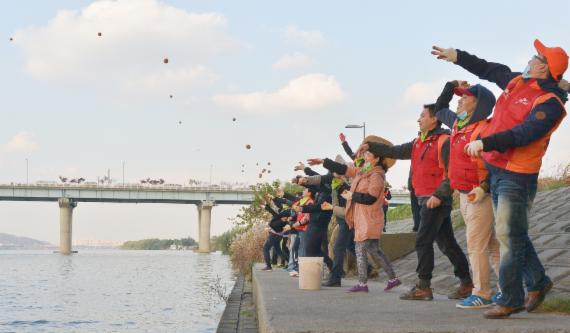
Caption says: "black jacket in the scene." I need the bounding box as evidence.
[301,190,333,228]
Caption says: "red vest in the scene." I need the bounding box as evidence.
[448,121,489,191]
[411,133,449,196]
[481,76,567,174]
[293,197,313,231]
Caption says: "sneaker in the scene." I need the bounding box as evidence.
[400,286,433,301]
[492,292,503,304]
[289,271,299,277]
[322,280,341,287]
[384,278,402,291]
[346,284,369,293]
[448,282,474,300]
[456,295,493,309]
[261,267,273,272]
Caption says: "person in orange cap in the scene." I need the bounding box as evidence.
[432,39,568,319]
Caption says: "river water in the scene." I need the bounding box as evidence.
[0,250,236,332]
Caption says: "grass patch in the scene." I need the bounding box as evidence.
[387,204,412,222]
[538,297,570,314]
[538,163,570,192]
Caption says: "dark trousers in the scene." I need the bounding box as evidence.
[305,220,333,270]
[264,234,286,268]
[415,198,471,288]
[410,189,421,232]
[330,218,355,282]
[270,236,289,265]
[281,237,290,263]
[383,205,389,232]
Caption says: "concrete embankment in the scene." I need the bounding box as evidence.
[252,265,569,333]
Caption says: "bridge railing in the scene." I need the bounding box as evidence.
[0,183,254,193]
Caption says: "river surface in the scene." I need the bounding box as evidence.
[0,250,235,332]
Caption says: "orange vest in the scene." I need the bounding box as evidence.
[448,120,489,191]
[481,76,567,174]
[411,133,449,196]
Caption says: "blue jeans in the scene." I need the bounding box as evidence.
[287,234,299,271]
[488,164,551,308]
[297,230,307,258]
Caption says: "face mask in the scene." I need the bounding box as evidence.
[522,65,532,79]
[360,161,373,173]
[457,111,468,120]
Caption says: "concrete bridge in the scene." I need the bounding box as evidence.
[0,183,411,255]
[0,183,255,254]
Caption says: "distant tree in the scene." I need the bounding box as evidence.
[121,237,196,250]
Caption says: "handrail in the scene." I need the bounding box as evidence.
[0,183,254,192]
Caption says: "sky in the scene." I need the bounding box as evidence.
[1,0,569,244]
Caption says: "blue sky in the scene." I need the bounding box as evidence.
[1,0,569,244]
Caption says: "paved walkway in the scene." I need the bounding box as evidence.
[253,265,569,333]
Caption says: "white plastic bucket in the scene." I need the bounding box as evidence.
[298,257,323,290]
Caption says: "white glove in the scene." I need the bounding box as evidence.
[464,140,483,157]
[431,46,458,63]
[467,186,485,203]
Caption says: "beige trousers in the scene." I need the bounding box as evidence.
[460,192,500,299]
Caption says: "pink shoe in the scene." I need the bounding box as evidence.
[384,278,401,291]
[289,271,299,277]
[346,284,368,293]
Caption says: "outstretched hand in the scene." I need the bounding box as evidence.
[293,162,306,171]
[339,133,346,143]
[452,80,469,89]
[307,158,323,166]
[431,46,458,63]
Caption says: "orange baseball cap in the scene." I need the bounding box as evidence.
[534,39,568,81]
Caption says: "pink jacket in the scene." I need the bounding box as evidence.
[344,165,385,242]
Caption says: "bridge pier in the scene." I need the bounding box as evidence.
[58,198,76,255]
[197,201,214,253]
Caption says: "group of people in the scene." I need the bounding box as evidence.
[260,39,569,319]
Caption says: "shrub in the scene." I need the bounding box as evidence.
[229,222,267,279]
[538,163,570,192]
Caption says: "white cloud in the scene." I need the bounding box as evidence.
[12,0,238,94]
[401,80,446,107]
[3,132,40,153]
[283,25,325,48]
[272,52,312,70]
[213,73,344,113]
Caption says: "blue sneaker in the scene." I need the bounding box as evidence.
[492,292,503,304]
[456,295,493,309]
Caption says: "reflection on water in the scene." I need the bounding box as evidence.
[0,250,235,332]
